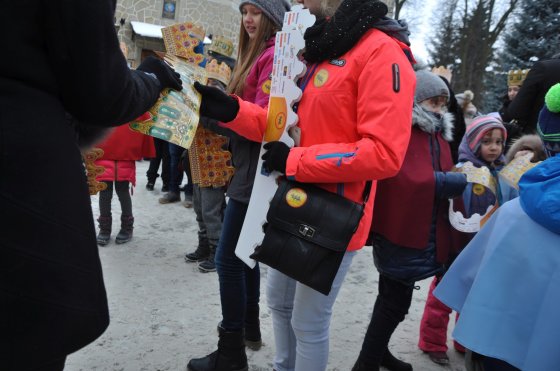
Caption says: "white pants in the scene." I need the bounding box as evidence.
[266,251,356,371]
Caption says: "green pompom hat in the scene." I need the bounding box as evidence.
[545,83,560,113]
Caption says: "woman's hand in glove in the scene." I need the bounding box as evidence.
[262,141,290,174]
[136,56,183,91]
[194,81,239,122]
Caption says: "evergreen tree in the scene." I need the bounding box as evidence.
[453,0,520,108]
[483,0,560,112]
[428,0,461,68]
[501,0,560,68]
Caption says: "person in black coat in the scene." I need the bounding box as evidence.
[500,55,560,134]
[0,1,182,370]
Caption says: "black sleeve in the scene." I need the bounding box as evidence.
[200,116,239,138]
[505,62,545,125]
[44,0,162,127]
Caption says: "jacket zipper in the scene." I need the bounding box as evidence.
[316,152,356,166]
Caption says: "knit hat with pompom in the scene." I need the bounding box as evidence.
[537,83,560,157]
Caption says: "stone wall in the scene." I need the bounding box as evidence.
[115,0,241,66]
[115,0,396,66]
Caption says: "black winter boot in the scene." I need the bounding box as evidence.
[244,305,262,350]
[115,215,134,244]
[381,350,413,371]
[185,237,210,262]
[187,325,248,371]
[352,358,377,371]
[198,244,216,273]
[97,216,112,246]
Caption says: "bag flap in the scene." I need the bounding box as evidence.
[266,179,363,251]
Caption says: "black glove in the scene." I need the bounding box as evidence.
[194,81,239,122]
[262,141,290,174]
[137,56,183,91]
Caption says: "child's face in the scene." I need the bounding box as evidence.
[480,128,504,163]
[419,96,448,115]
[507,85,520,101]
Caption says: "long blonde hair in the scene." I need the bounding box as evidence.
[228,14,277,96]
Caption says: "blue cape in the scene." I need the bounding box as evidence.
[434,156,560,370]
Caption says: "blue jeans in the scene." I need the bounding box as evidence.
[215,199,260,330]
[267,251,356,371]
[168,143,184,192]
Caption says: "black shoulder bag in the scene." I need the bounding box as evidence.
[250,178,372,295]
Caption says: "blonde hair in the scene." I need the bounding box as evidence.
[228,15,277,96]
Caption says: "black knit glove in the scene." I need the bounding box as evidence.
[194,81,239,122]
[262,141,290,174]
[137,56,183,91]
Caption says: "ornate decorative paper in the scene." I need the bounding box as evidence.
[161,22,205,64]
[83,148,107,195]
[235,5,316,267]
[189,126,234,188]
[499,152,540,189]
[448,162,498,233]
[129,55,207,149]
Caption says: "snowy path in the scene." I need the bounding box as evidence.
[66,160,465,371]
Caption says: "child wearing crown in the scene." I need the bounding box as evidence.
[184,59,235,273]
[418,114,518,365]
[432,83,560,371]
[499,68,530,146]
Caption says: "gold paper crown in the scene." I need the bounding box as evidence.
[161,22,205,65]
[507,69,530,87]
[431,66,453,83]
[208,35,234,57]
[205,59,232,86]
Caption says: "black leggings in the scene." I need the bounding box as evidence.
[99,181,132,217]
[358,274,414,366]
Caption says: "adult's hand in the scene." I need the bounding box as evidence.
[137,56,183,91]
[262,141,290,174]
[194,81,239,122]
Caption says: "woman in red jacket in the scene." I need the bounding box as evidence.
[194,0,416,369]
[95,125,155,245]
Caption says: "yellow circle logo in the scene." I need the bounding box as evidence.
[472,184,486,196]
[262,79,271,94]
[275,112,286,130]
[314,69,329,88]
[286,188,307,208]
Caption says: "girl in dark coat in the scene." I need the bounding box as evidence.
[354,70,467,371]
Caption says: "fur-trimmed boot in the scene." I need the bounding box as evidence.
[187,325,248,371]
[115,215,134,244]
[97,216,112,246]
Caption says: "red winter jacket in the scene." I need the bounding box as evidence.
[95,125,155,186]
[223,29,416,251]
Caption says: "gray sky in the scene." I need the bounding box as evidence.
[401,0,437,63]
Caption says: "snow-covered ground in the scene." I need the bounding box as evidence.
[65,160,465,371]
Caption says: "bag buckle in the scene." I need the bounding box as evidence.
[298,224,315,238]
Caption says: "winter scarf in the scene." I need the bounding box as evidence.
[412,104,454,141]
[303,0,410,63]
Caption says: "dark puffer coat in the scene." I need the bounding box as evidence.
[0,1,162,368]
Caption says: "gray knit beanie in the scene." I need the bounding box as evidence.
[415,70,450,103]
[239,0,291,28]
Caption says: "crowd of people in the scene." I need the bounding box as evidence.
[2,0,559,371]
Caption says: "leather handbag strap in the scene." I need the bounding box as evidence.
[362,180,373,206]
